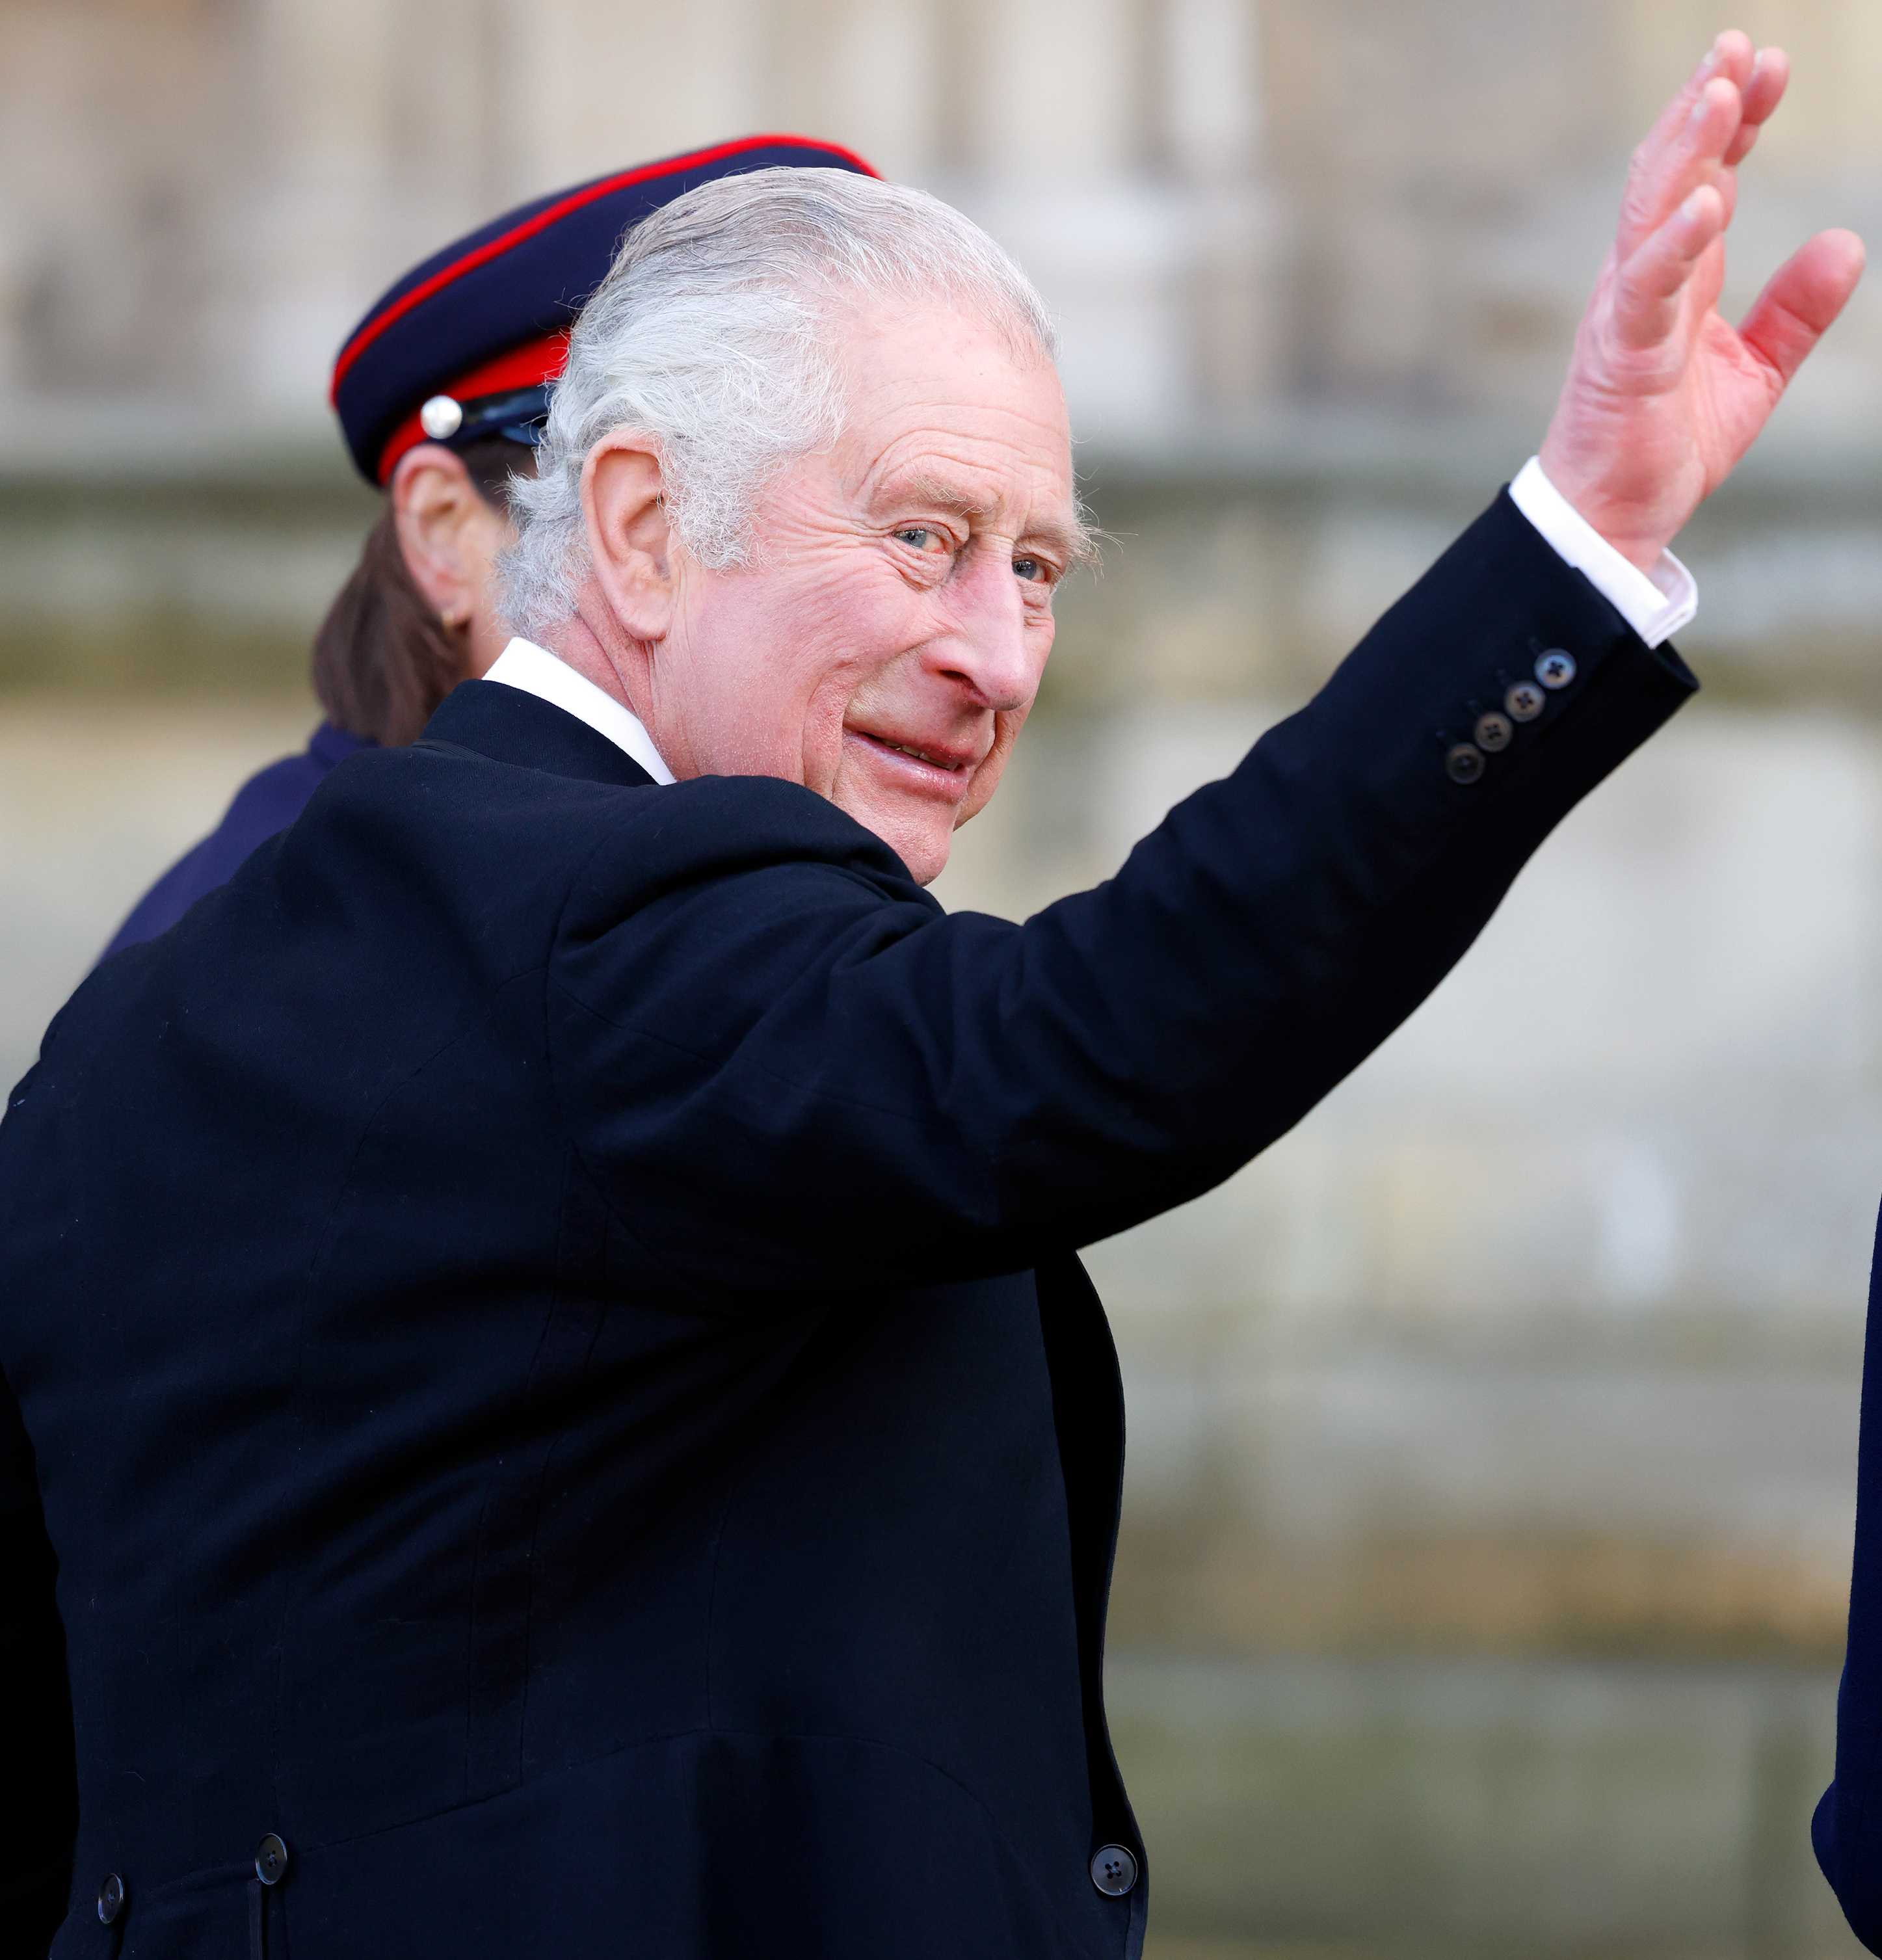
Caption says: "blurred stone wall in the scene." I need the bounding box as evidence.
[2,0,1879,444]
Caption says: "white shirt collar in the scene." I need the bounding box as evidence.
[481,637,676,786]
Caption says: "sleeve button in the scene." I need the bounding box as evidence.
[1505,681,1545,722]
[1535,648,1577,689]
[1445,743,1487,784]
[1474,711,1513,752]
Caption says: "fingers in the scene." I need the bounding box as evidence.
[1738,228,1868,387]
[1723,44,1789,165]
[1613,183,1729,353]
[1617,33,1796,257]
[1632,31,1753,187]
[1617,74,1742,264]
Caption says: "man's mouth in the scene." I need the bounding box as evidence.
[849,729,976,780]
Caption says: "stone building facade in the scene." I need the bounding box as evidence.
[1,0,1877,444]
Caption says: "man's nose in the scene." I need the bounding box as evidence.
[938,544,1039,711]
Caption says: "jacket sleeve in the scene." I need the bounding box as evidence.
[0,1362,76,1958]
[1815,1204,1882,1953]
[548,489,1697,1293]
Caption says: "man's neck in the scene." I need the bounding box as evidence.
[539,615,641,715]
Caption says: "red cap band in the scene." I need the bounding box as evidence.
[375,331,570,485]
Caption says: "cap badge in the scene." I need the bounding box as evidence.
[419,395,464,441]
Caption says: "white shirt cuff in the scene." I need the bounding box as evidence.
[1507,456,1697,650]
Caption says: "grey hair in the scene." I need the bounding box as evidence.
[499,167,1064,639]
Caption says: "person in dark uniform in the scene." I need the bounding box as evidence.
[101,135,875,959]
[1,40,1864,1960]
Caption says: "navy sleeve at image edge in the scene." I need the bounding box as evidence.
[1816,1199,1882,1952]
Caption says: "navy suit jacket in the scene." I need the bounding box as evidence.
[0,493,1696,1960]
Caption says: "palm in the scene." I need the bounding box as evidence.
[1539,34,1863,571]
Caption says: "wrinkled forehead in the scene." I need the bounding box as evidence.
[828,295,1080,538]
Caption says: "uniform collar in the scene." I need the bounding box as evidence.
[308,721,373,767]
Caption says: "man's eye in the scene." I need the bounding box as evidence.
[894,526,947,552]
[1013,555,1046,584]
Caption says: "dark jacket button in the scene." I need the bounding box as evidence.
[1444,743,1485,784]
[1535,648,1577,689]
[97,1872,126,1924]
[1090,1844,1139,1896]
[1505,680,1545,722]
[1474,711,1513,752]
[255,1833,289,1886]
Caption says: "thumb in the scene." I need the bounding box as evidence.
[1738,228,1866,390]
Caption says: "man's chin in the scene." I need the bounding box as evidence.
[881,821,953,886]
[834,793,954,885]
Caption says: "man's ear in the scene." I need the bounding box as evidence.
[390,445,496,628]
[581,434,677,649]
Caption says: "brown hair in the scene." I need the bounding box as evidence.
[311,438,533,748]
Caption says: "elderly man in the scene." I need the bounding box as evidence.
[0,38,1862,1960]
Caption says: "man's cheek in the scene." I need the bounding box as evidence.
[797,700,856,795]
[955,745,1014,828]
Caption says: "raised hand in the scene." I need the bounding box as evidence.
[1539,31,1864,571]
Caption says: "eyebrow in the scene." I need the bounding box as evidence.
[877,470,1096,568]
